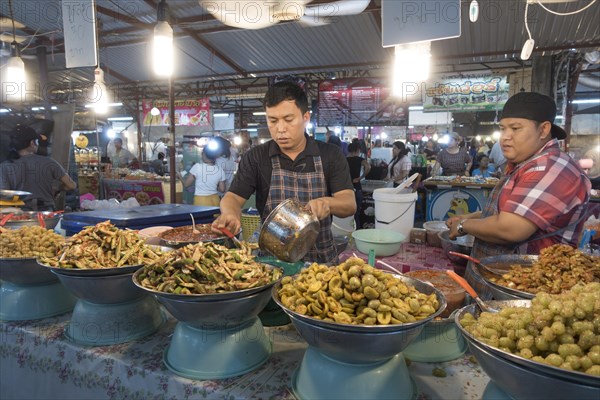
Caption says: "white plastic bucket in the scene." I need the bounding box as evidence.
[373,188,417,239]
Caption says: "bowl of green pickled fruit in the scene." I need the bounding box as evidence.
[455,282,600,399]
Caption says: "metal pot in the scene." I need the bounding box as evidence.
[258,199,320,262]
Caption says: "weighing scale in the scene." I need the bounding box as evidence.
[132,269,276,380]
[0,258,75,321]
[481,382,515,400]
[49,270,165,346]
[0,190,30,208]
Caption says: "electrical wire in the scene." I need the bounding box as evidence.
[524,1,533,41]
[534,0,597,16]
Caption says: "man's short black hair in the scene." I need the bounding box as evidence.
[263,81,309,114]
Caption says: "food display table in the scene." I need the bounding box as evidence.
[423,177,498,221]
[0,311,490,400]
[339,242,458,274]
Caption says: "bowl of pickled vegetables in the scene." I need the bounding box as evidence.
[455,283,600,398]
[272,257,447,363]
[132,241,282,328]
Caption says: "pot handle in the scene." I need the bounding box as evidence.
[368,249,376,266]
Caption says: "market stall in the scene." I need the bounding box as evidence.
[423,177,499,221]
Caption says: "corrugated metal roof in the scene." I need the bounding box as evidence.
[3,0,599,95]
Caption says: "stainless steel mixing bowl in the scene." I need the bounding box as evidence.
[1,211,61,230]
[259,199,320,262]
[132,266,282,329]
[455,301,600,398]
[0,257,58,285]
[273,274,447,363]
[52,272,145,304]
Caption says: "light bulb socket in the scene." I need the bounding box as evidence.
[157,0,169,23]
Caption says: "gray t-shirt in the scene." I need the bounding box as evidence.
[0,154,68,210]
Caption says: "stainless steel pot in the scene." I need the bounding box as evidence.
[258,199,320,262]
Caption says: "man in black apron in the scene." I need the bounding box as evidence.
[444,92,591,299]
[212,81,356,264]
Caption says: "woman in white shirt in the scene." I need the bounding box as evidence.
[387,141,412,187]
[212,136,238,193]
[181,148,226,206]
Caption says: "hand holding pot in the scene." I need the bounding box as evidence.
[306,198,331,220]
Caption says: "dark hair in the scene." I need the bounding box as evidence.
[8,125,40,160]
[212,136,231,158]
[389,141,410,176]
[476,153,489,163]
[202,147,218,162]
[327,134,342,147]
[348,142,362,153]
[263,81,309,114]
[157,152,165,159]
[114,138,123,145]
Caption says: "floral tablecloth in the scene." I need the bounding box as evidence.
[339,242,458,275]
[0,309,490,400]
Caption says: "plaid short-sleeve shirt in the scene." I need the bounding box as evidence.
[499,139,591,253]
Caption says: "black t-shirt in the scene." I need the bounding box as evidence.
[347,156,364,190]
[229,135,353,217]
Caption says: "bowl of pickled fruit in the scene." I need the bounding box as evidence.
[272,257,447,363]
[455,283,600,399]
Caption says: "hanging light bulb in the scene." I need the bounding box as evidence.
[153,0,173,77]
[469,0,479,23]
[92,67,109,114]
[151,107,160,116]
[392,41,431,98]
[6,43,25,86]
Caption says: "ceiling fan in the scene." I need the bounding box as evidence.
[199,0,371,30]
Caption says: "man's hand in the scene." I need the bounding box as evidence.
[211,212,241,236]
[306,198,331,220]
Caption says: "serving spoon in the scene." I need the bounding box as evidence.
[446,270,498,313]
[448,251,505,276]
[190,213,200,234]
[219,227,243,249]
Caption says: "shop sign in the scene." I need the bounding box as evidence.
[317,78,407,127]
[423,73,509,112]
[141,99,211,127]
[103,179,165,206]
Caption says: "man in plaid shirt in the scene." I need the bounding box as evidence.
[445,92,591,299]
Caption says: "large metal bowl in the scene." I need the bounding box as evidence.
[131,264,282,302]
[438,230,474,266]
[0,190,31,201]
[0,211,61,230]
[272,274,447,363]
[51,272,145,304]
[455,301,600,396]
[0,257,58,285]
[259,199,320,262]
[38,260,144,277]
[472,254,537,299]
[152,285,274,329]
